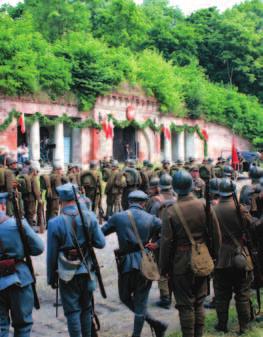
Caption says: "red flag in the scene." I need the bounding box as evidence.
[201,129,208,141]
[162,125,171,141]
[101,119,109,138]
[18,113,26,134]
[231,136,239,170]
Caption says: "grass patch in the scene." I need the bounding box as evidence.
[168,307,263,337]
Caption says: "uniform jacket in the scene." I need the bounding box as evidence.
[102,204,161,273]
[213,197,252,269]
[0,212,44,290]
[50,173,68,200]
[193,178,205,199]
[147,191,176,216]
[159,193,221,276]
[47,204,105,287]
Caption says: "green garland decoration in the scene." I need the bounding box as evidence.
[0,110,101,130]
[0,110,208,157]
[109,115,208,157]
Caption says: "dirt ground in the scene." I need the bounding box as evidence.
[29,178,249,337]
[31,232,180,337]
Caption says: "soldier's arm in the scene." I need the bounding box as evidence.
[22,219,45,256]
[159,207,174,275]
[5,170,15,194]
[47,218,60,286]
[32,176,41,202]
[101,215,116,236]
[89,212,106,249]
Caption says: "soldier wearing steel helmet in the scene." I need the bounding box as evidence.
[213,178,254,335]
[122,159,142,210]
[190,166,205,199]
[159,170,221,337]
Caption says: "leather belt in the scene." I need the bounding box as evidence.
[176,244,191,252]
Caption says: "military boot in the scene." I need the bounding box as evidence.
[132,314,145,337]
[215,301,229,333]
[145,316,168,337]
[236,301,250,335]
[156,296,171,309]
[179,309,195,337]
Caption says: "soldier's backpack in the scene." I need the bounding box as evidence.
[102,168,111,183]
[17,174,32,196]
[124,168,140,186]
[173,203,214,277]
[40,175,52,198]
[81,171,97,189]
[0,167,6,188]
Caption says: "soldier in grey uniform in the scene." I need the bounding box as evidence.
[0,192,44,337]
[190,166,205,199]
[102,190,167,337]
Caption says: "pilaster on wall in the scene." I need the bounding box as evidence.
[91,128,100,161]
[177,131,185,161]
[53,123,64,167]
[164,137,172,162]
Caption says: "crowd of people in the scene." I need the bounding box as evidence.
[0,145,262,337]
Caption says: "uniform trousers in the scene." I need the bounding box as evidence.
[60,274,93,337]
[0,284,34,337]
[118,270,153,336]
[172,272,208,337]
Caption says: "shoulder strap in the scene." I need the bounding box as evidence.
[215,207,241,249]
[127,210,144,252]
[173,204,195,246]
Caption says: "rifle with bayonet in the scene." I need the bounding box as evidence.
[72,185,107,299]
[12,190,40,309]
[231,181,262,315]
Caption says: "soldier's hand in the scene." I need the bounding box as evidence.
[145,242,158,251]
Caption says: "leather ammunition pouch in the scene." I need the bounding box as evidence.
[0,258,18,276]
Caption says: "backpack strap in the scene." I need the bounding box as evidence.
[173,204,195,246]
[127,210,145,252]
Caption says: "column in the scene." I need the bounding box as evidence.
[177,131,185,161]
[53,122,64,167]
[185,132,196,160]
[72,128,81,164]
[164,136,172,162]
[30,120,40,168]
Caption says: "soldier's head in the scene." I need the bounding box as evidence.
[223,165,234,178]
[209,178,221,203]
[111,160,119,170]
[219,178,236,198]
[67,163,75,174]
[143,160,150,167]
[189,157,195,164]
[148,177,160,196]
[89,160,98,170]
[0,192,8,212]
[29,165,39,176]
[207,158,213,164]
[128,190,149,208]
[128,159,136,168]
[53,163,63,174]
[160,173,172,192]
[239,185,255,206]
[56,183,78,206]
[190,166,199,179]
[176,159,183,167]
[162,159,170,170]
[249,165,263,184]
[172,170,193,196]
[6,157,17,170]
[74,164,81,173]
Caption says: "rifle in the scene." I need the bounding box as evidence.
[72,186,107,299]
[12,190,40,309]
[93,175,104,224]
[199,166,214,259]
[231,181,262,315]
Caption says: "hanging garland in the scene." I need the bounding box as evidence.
[0,110,101,130]
[108,114,208,157]
[0,110,208,157]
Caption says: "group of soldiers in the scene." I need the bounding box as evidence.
[0,146,263,337]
